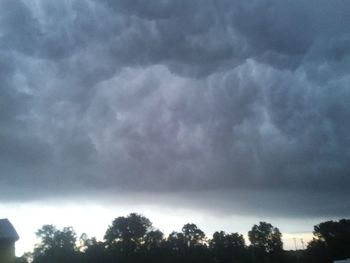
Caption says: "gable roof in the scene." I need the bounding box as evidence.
[0,219,19,241]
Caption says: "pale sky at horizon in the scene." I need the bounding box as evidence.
[1,0,350,257]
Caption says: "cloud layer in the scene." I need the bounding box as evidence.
[1,0,350,217]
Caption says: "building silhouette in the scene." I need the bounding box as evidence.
[0,219,19,263]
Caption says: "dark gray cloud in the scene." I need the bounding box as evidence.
[0,0,350,217]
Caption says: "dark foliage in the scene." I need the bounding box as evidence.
[248,222,284,263]
[20,215,350,263]
[305,219,350,263]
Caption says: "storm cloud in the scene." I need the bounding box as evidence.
[1,0,350,217]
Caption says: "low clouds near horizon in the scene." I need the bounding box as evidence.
[1,0,350,218]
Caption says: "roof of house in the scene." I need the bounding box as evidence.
[0,219,19,241]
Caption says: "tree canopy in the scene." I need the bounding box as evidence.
[306,219,350,263]
[248,221,284,263]
[17,215,350,263]
[32,225,78,263]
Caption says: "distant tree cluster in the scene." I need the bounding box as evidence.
[305,219,350,263]
[15,214,350,263]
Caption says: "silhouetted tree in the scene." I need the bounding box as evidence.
[15,254,30,263]
[23,215,350,263]
[305,238,331,263]
[210,231,246,263]
[182,223,206,248]
[167,231,186,252]
[165,225,211,263]
[32,225,79,263]
[144,230,164,251]
[305,219,350,262]
[81,237,107,263]
[248,222,284,263]
[105,213,152,252]
[104,213,154,263]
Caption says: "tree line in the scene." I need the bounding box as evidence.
[16,214,350,263]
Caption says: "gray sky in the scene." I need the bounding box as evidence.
[1,0,350,250]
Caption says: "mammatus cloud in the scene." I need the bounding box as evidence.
[0,0,350,217]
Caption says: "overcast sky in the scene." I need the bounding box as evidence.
[1,0,350,254]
